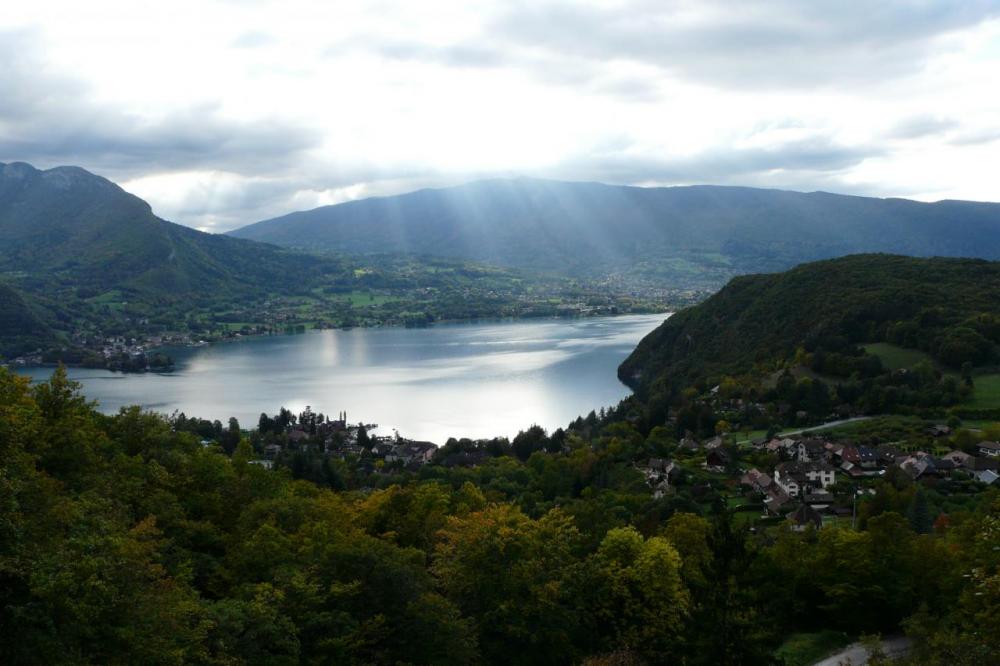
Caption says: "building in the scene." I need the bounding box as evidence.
[978,442,1000,458]
[774,461,836,498]
[386,441,438,465]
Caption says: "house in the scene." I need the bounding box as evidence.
[763,485,792,516]
[774,461,837,497]
[858,446,879,469]
[836,444,860,465]
[797,439,828,462]
[386,441,438,465]
[703,436,725,451]
[942,450,973,468]
[766,438,797,456]
[644,458,679,479]
[787,503,824,531]
[802,489,834,508]
[263,443,282,459]
[287,429,310,444]
[740,468,773,494]
[642,459,681,496]
[876,444,904,467]
[899,456,930,481]
[926,424,952,437]
[705,447,732,472]
[977,441,1000,457]
[975,469,1000,485]
[678,437,700,452]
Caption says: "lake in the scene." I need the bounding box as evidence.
[19,313,667,443]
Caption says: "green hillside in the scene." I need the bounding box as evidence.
[0,281,52,357]
[0,161,341,297]
[619,254,1000,399]
[231,178,1000,289]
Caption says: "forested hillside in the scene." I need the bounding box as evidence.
[621,255,1000,396]
[0,281,52,356]
[2,366,998,665]
[0,161,342,296]
[0,163,663,362]
[231,178,1000,288]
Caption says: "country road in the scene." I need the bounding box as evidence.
[813,635,912,665]
[778,416,873,438]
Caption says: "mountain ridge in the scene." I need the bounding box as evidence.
[0,161,340,297]
[228,177,1000,288]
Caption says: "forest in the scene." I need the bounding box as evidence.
[2,366,998,665]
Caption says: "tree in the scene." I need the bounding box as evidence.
[433,505,581,664]
[356,425,371,450]
[223,416,241,454]
[907,488,932,535]
[512,425,549,461]
[575,527,689,661]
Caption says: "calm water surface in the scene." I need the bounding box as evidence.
[20,314,667,443]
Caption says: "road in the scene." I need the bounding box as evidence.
[778,416,873,438]
[814,635,912,665]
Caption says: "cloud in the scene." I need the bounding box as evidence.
[485,0,1000,89]
[887,115,958,140]
[1,2,999,230]
[540,131,880,187]
[0,29,319,181]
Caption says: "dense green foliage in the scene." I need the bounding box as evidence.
[3,367,999,664]
[0,281,53,355]
[232,178,1000,289]
[617,255,1000,433]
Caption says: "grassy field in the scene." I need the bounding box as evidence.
[775,631,853,666]
[967,373,1000,409]
[862,342,936,370]
[344,290,400,307]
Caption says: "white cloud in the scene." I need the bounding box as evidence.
[1,0,999,232]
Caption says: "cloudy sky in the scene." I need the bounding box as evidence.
[2,1,1000,232]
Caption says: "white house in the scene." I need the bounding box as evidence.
[774,461,836,498]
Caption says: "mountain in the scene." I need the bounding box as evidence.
[230,178,1000,288]
[0,161,339,297]
[619,254,1000,399]
[0,281,53,356]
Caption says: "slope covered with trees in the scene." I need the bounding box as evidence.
[621,254,1000,397]
[231,178,1000,288]
[0,281,52,356]
[0,161,340,297]
[2,366,998,664]
[1,163,665,361]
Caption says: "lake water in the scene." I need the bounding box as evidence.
[19,313,667,443]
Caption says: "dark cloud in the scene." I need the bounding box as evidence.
[542,133,881,186]
[481,1,1000,89]
[0,29,318,181]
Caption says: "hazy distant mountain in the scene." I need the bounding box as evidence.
[230,178,1000,287]
[0,161,338,297]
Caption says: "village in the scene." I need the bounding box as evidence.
[244,405,440,472]
[639,424,1000,530]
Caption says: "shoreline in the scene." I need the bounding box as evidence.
[6,308,673,373]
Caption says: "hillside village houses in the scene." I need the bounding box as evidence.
[639,427,1000,530]
[250,405,440,471]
